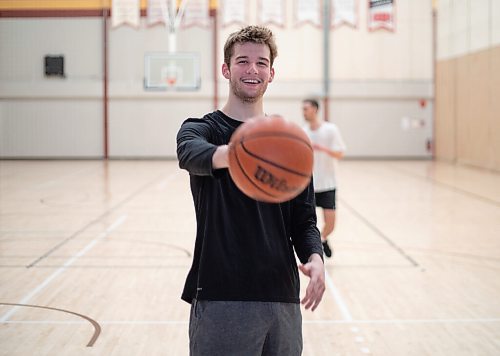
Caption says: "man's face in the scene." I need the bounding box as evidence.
[302,102,317,122]
[222,42,275,103]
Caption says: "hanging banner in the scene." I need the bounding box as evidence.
[182,0,210,28]
[112,0,140,28]
[258,0,286,27]
[222,0,248,27]
[147,0,166,26]
[294,0,321,28]
[367,0,395,31]
[332,0,358,28]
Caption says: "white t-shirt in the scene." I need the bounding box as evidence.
[303,122,346,192]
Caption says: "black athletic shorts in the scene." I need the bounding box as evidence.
[314,189,336,210]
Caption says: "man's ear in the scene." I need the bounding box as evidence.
[268,67,275,83]
[222,63,230,79]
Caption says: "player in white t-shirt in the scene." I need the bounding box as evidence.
[302,99,346,258]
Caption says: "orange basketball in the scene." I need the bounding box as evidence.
[228,115,313,203]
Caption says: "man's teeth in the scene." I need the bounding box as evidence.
[243,79,259,84]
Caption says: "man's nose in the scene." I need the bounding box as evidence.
[246,63,258,74]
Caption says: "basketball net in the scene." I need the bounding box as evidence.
[164,63,178,86]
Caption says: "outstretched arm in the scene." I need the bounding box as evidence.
[312,143,344,159]
[212,145,229,169]
[177,119,221,176]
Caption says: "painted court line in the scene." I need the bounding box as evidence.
[0,215,127,323]
[339,198,419,267]
[304,318,500,324]
[26,171,172,268]
[325,268,353,321]
[5,318,499,325]
[2,320,189,325]
[324,268,370,353]
[0,302,101,347]
[156,170,182,191]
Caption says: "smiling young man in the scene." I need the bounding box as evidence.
[177,26,325,356]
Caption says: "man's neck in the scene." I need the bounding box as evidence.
[309,117,322,130]
[221,95,265,122]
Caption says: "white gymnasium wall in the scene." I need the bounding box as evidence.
[1,0,434,158]
[437,0,500,60]
[0,18,103,158]
[332,1,432,80]
[0,17,214,159]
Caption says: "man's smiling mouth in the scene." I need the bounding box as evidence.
[242,78,261,84]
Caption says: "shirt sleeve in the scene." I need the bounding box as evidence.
[176,118,219,176]
[289,178,324,264]
[331,125,347,152]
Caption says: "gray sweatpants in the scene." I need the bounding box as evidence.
[189,300,303,356]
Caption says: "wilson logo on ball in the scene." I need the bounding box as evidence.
[254,165,297,193]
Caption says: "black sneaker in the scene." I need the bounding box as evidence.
[322,241,332,258]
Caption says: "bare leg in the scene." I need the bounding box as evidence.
[320,209,335,258]
[321,209,336,241]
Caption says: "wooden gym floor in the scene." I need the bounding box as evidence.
[0,159,499,355]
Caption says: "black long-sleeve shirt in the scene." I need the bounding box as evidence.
[177,110,323,304]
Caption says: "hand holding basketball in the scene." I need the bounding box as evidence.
[228,115,313,203]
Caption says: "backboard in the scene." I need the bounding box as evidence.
[144,52,201,91]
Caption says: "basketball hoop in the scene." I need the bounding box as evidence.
[161,62,181,88]
[166,77,177,86]
[143,1,201,91]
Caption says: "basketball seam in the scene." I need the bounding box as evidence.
[240,141,311,178]
[242,132,313,148]
[233,146,280,200]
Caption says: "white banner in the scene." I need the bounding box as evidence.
[182,0,210,28]
[258,0,286,27]
[294,0,321,28]
[112,0,140,28]
[332,0,358,28]
[147,0,166,26]
[222,0,248,27]
[368,0,395,31]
